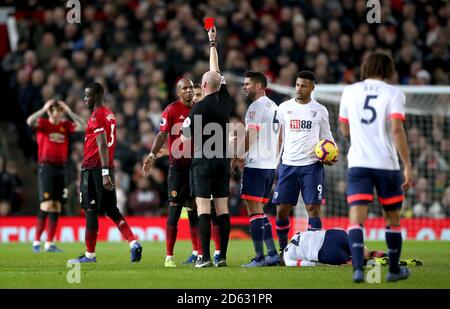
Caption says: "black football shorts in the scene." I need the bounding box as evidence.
[80,169,117,214]
[38,163,65,203]
[191,158,230,198]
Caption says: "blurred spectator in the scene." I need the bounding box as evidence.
[128,177,163,216]
[3,1,449,217]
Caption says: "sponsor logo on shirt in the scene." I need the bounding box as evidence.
[49,132,65,143]
[248,111,256,119]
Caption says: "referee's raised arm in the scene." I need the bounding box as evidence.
[208,26,219,72]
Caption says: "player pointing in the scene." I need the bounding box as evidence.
[339,52,412,282]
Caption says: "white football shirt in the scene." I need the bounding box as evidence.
[278,98,334,166]
[285,230,326,262]
[339,79,406,170]
[245,96,280,169]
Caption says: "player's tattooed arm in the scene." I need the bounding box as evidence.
[391,118,412,191]
[143,131,168,176]
[26,100,54,127]
[96,132,114,191]
[58,100,86,132]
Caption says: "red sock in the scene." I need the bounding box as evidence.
[35,218,46,241]
[85,230,98,253]
[47,216,58,242]
[189,226,199,251]
[114,218,136,243]
[212,223,221,251]
[166,224,177,256]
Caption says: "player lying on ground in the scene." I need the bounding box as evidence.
[283,229,422,267]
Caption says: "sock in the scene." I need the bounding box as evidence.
[211,222,221,251]
[214,250,220,256]
[250,214,265,259]
[113,218,136,243]
[35,210,48,242]
[211,210,221,251]
[348,224,364,270]
[276,218,290,251]
[85,210,98,254]
[166,224,178,256]
[85,252,95,258]
[307,217,322,231]
[129,240,137,248]
[47,212,59,243]
[217,214,230,260]
[198,214,211,260]
[187,209,199,253]
[385,226,402,273]
[263,215,277,256]
[166,205,182,256]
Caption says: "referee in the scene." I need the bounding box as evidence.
[182,26,231,267]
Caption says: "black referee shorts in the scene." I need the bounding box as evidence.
[80,169,117,215]
[38,163,65,203]
[168,165,192,205]
[191,158,230,198]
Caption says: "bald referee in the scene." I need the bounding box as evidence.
[182,26,231,267]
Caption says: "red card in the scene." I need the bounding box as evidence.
[204,17,214,30]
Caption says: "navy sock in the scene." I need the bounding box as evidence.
[249,214,265,259]
[308,217,322,231]
[385,226,402,273]
[263,216,277,256]
[276,218,290,251]
[348,225,364,270]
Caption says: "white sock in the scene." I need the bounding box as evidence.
[166,255,173,260]
[192,250,198,256]
[129,240,137,248]
[33,241,40,246]
[85,252,95,258]
[44,242,53,249]
[214,250,220,256]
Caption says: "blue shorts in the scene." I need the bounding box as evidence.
[272,162,324,206]
[347,167,404,211]
[240,167,275,203]
[317,229,351,265]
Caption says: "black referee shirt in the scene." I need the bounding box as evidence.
[182,83,231,162]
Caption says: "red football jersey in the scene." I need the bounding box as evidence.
[160,100,192,167]
[35,118,75,165]
[82,106,116,169]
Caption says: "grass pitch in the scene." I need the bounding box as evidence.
[0,240,449,289]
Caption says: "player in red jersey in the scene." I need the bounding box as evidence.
[143,78,203,267]
[27,100,85,253]
[69,82,142,263]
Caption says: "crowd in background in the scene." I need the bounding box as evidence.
[0,0,449,217]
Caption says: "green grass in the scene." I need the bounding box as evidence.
[0,241,449,288]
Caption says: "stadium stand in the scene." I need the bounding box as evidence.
[0,0,448,220]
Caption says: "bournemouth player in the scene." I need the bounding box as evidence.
[339,52,412,282]
[70,82,142,263]
[283,229,387,267]
[272,71,335,253]
[239,71,281,267]
[27,100,85,253]
[143,78,202,267]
